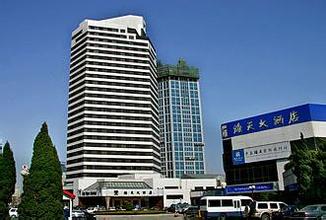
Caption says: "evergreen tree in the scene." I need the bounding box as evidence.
[19,123,63,219]
[0,141,16,219]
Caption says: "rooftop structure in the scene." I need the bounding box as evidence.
[158,59,199,79]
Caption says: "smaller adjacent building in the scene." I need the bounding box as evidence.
[221,104,326,195]
[69,173,224,208]
[158,59,206,178]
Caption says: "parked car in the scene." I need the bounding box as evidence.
[176,202,190,214]
[86,207,98,213]
[167,203,177,213]
[183,206,200,220]
[248,201,288,220]
[9,208,18,218]
[83,211,96,220]
[289,204,326,219]
[115,207,126,211]
[272,205,298,220]
[72,209,86,218]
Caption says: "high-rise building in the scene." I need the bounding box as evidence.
[66,15,160,183]
[158,59,206,178]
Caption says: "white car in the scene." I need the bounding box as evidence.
[9,208,18,218]
[86,207,98,213]
[72,210,85,218]
[250,201,287,220]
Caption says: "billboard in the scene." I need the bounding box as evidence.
[232,142,291,165]
[226,183,276,194]
[221,104,326,139]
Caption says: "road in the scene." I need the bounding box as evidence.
[96,213,184,220]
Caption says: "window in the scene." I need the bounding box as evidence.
[279,203,287,209]
[206,186,215,190]
[270,203,278,209]
[221,200,233,207]
[164,186,178,189]
[200,199,207,206]
[208,200,220,207]
[234,200,240,208]
[195,186,204,191]
[166,195,183,200]
[124,191,127,195]
[241,199,252,206]
[257,203,268,209]
[321,206,326,211]
[114,190,118,195]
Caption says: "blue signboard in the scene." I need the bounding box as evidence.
[232,149,245,165]
[221,104,326,139]
[285,183,299,192]
[226,183,274,194]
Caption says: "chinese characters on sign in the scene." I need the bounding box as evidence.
[232,142,291,165]
[222,107,304,139]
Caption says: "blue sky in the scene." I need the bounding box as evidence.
[0,0,326,181]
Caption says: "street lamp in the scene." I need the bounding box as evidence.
[248,185,255,198]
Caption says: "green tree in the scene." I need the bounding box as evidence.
[286,137,326,204]
[0,142,16,219]
[19,123,63,219]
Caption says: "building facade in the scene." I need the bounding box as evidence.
[74,173,223,208]
[221,104,326,194]
[66,15,160,183]
[158,59,205,178]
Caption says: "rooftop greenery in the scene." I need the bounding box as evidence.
[158,58,199,79]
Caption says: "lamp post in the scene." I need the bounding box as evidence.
[248,185,255,199]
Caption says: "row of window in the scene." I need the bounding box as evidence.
[201,199,251,208]
[88,37,147,52]
[71,46,148,64]
[68,113,153,125]
[67,142,158,151]
[67,150,160,160]
[67,165,161,172]
[67,119,158,132]
[69,93,152,105]
[67,157,161,167]
[69,86,151,101]
[70,54,148,69]
[67,135,160,146]
[68,107,158,123]
[88,30,132,41]
[88,25,119,33]
[69,79,150,95]
[70,59,149,74]
[69,67,157,92]
[66,173,119,179]
[68,100,155,113]
[67,128,159,140]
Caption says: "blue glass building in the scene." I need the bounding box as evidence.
[158,59,206,178]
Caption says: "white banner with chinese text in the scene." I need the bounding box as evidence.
[242,141,291,164]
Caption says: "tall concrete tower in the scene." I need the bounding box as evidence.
[66,15,160,183]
